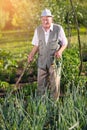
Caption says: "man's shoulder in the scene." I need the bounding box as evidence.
[53,24,62,32]
[36,25,43,37]
[36,25,42,30]
[53,23,62,29]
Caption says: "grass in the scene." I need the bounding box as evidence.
[70,34,87,45]
[0,41,32,56]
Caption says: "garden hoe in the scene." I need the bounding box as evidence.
[7,62,30,99]
[15,62,29,88]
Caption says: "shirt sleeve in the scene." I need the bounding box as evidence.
[58,26,68,46]
[32,29,39,46]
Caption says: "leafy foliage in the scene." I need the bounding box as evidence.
[0,0,87,30]
[0,83,87,130]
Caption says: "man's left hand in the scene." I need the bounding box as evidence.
[55,50,62,59]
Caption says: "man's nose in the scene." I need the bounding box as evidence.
[44,20,48,24]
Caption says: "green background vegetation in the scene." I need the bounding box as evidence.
[0,0,87,130]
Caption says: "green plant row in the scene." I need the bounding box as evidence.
[0,82,87,130]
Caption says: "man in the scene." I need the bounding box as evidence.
[28,9,67,100]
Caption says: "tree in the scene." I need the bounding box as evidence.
[0,0,12,30]
[0,9,9,30]
[10,0,42,30]
[0,0,15,30]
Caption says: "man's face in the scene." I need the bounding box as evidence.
[41,16,52,30]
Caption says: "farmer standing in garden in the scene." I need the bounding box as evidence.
[28,9,68,100]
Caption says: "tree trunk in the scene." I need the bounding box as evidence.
[69,0,82,76]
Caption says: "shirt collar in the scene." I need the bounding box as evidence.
[50,23,53,31]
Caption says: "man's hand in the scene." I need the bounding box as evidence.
[55,44,67,59]
[28,45,38,63]
[55,50,62,59]
[28,53,34,63]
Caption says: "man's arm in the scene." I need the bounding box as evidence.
[28,45,38,63]
[55,26,68,59]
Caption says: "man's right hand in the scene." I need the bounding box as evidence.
[28,53,33,63]
[28,45,38,63]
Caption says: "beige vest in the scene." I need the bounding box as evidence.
[37,24,61,70]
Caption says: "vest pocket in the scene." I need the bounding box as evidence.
[50,40,60,49]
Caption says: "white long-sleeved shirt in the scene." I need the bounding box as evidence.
[32,23,68,46]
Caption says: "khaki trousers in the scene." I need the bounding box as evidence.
[37,64,61,100]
